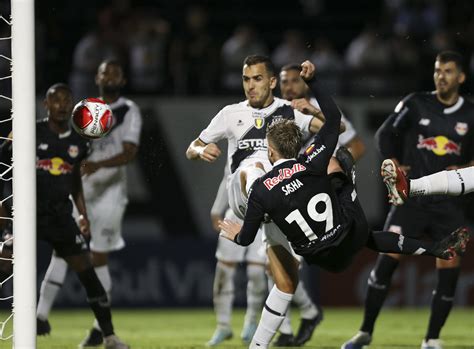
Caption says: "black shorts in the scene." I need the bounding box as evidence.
[37,206,88,258]
[303,174,369,272]
[384,200,465,242]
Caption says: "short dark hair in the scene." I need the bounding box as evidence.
[280,63,302,73]
[243,55,276,77]
[436,51,465,72]
[98,58,124,72]
[267,120,303,159]
[46,83,72,98]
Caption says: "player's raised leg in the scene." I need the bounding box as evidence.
[382,159,474,205]
[367,227,470,260]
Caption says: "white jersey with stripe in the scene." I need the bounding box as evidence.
[199,97,313,173]
[82,96,142,202]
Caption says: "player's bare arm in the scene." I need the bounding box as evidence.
[81,142,138,176]
[186,138,222,162]
[71,164,90,237]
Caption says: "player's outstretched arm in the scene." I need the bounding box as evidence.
[82,142,138,176]
[186,138,222,162]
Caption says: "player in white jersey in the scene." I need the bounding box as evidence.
[268,63,366,346]
[187,55,326,346]
[36,60,142,348]
[209,163,267,346]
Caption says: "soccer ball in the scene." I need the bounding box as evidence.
[71,98,113,139]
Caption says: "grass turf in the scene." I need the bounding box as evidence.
[0,308,472,348]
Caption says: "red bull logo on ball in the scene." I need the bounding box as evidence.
[37,157,73,176]
[417,134,461,156]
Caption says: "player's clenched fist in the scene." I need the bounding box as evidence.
[199,143,222,162]
[300,60,315,81]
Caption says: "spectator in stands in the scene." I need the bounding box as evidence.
[220,25,267,92]
[391,0,443,39]
[69,6,124,100]
[272,30,309,69]
[128,9,170,93]
[389,33,419,70]
[169,5,219,95]
[345,25,391,71]
[309,37,343,93]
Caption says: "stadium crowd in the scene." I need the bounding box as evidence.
[23,0,474,97]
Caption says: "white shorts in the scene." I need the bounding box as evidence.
[86,189,127,253]
[228,165,266,220]
[262,221,301,262]
[215,208,267,264]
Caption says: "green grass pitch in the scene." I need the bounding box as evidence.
[0,308,472,348]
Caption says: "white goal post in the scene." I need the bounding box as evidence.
[11,0,36,348]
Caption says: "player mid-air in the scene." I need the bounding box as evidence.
[218,63,469,349]
[186,55,328,346]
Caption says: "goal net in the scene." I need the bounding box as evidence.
[0,0,36,348]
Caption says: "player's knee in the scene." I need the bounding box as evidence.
[213,262,236,295]
[247,264,266,291]
[91,251,109,267]
[273,273,298,294]
[76,267,107,299]
[65,252,92,273]
[368,254,399,289]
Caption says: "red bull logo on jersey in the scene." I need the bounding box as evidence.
[417,134,461,156]
[263,163,306,190]
[37,157,73,176]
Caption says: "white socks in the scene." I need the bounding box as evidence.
[213,262,236,329]
[244,264,267,326]
[277,281,318,335]
[279,308,293,335]
[293,281,319,319]
[410,167,474,197]
[250,286,293,349]
[37,255,68,320]
[92,265,112,331]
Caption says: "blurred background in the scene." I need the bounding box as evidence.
[0,0,473,308]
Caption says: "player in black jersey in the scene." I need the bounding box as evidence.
[1,83,129,349]
[343,51,474,349]
[218,67,468,349]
